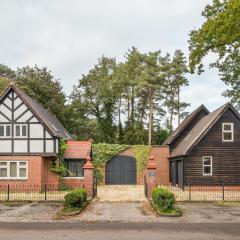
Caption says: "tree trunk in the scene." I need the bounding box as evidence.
[177,85,180,126]
[148,91,153,146]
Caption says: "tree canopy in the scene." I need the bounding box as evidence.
[189,0,240,108]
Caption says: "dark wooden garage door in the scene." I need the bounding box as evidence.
[105,156,136,185]
[177,160,183,188]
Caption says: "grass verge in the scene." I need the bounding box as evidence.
[151,202,183,217]
[54,201,89,219]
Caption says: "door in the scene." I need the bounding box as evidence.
[105,155,136,185]
[170,161,176,185]
[177,160,183,188]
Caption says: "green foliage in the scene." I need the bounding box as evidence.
[133,145,151,177]
[152,187,176,210]
[64,188,87,210]
[189,0,240,109]
[0,76,10,95]
[15,65,67,124]
[92,143,129,183]
[50,139,68,178]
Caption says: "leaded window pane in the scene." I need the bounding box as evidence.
[0,126,4,136]
[16,125,20,136]
[22,125,27,136]
[65,159,84,177]
[6,126,11,136]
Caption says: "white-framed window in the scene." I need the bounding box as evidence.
[14,124,27,138]
[222,123,234,142]
[0,161,28,179]
[203,156,212,176]
[0,124,11,138]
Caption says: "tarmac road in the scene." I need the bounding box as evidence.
[0,222,239,240]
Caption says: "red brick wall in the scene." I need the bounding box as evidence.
[0,155,44,186]
[112,146,170,185]
[151,146,169,185]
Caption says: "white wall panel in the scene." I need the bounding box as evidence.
[0,114,8,122]
[0,141,11,152]
[46,140,54,153]
[0,105,12,120]
[16,110,33,122]
[14,140,28,153]
[30,140,43,152]
[14,98,23,109]
[55,139,59,153]
[29,117,39,123]
[3,98,12,109]
[45,130,52,138]
[14,104,27,119]
[30,124,44,138]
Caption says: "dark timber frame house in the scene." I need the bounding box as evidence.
[164,103,240,188]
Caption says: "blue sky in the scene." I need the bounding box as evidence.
[0,0,229,113]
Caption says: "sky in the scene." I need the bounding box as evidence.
[0,0,229,113]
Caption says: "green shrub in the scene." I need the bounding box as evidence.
[152,187,176,210]
[64,188,87,209]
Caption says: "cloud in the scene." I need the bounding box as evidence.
[0,0,228,112]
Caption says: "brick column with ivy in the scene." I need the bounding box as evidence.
[83,157,94,198]
[146,156,157,199]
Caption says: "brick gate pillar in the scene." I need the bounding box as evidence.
[146,156,157,199]
[83,157,94,199]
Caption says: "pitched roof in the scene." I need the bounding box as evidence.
[0,83,71,139]
[163,104,209,145]
[170,103,240,158]
[64,140,92,159]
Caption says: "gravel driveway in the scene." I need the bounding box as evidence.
[0,201,240,223]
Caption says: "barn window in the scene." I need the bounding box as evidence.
[14,124,28,138]
[0,161,27,179]
[222,123,234,142]
[0,124,11,138]
[64,159,84,177]
[203,156,212,176]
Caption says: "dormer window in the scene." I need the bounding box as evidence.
[222,123,234,142]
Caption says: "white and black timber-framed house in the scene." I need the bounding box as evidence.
[0,82,71,155]
[164,103,240,188]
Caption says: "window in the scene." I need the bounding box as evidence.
[64,159,84,177]
[0,161,27,179]
[203,156,212,176]
[222,123,234,142]
[0,124,11,138]
[14,124,27,138]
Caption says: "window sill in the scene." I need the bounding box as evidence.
[0,178,28,181]
[63,177,85,180]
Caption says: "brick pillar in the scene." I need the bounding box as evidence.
[146,156,157,199]
[83,157,94,199]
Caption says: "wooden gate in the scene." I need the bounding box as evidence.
[105,156,136,185]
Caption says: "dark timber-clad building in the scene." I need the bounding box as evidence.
[164,103,240,187]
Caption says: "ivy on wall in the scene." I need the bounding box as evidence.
[50,138,68,181]
[92,143,151,184]
[133,145,151,180]
[92,143,129,183]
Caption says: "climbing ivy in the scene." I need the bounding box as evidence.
[132,145,151,180]
[92,143,151,185]
[92,143,129,183]
[50,138,68,181]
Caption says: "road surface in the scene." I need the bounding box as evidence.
[0,222,239,240]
